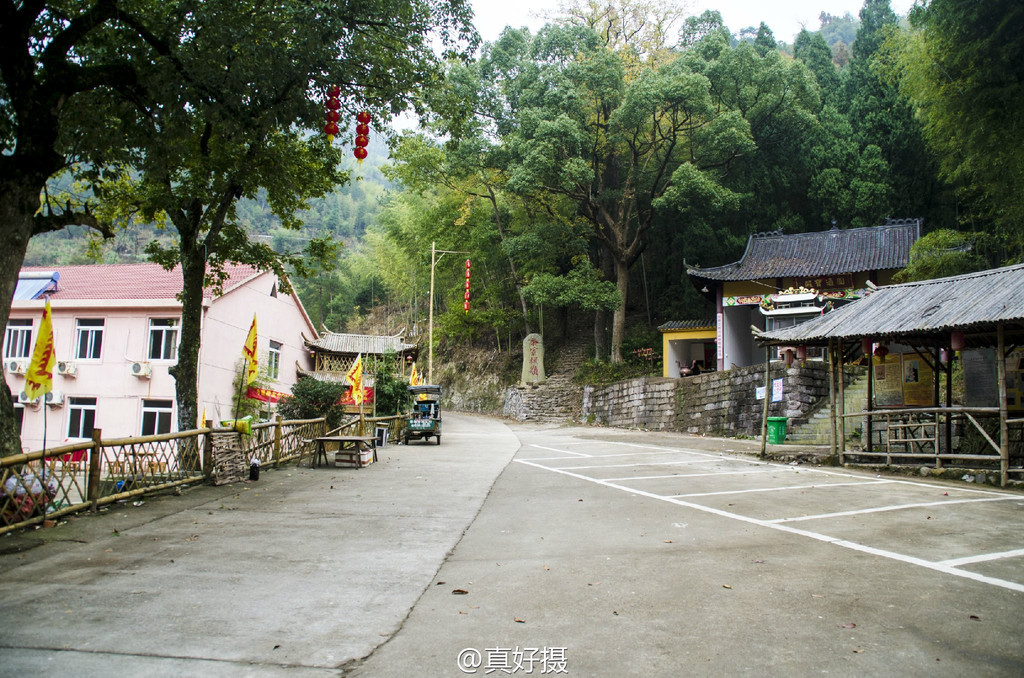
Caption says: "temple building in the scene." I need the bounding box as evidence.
[681,219,921,373]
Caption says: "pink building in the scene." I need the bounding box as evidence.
[5,264,317,453]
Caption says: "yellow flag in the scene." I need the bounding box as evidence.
[24,299,56,401]
[409,363,418,386]
[243,313,258,384]
[345,353,363,405]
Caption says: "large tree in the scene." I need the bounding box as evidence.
[0,0,474,454]
[891,0,1024,260]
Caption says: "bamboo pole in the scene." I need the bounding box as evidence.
[997,323,1009,487]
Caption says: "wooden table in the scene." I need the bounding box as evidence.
[311,436,377,469]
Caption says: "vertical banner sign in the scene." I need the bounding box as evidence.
[243,313,259,385]
[464,259,471,313]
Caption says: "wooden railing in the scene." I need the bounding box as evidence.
[0,416,327,534]
[839,407,1023,484]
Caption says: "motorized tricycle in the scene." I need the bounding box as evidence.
[403,384,442,445]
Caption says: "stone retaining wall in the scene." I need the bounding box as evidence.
[579,363,832,437]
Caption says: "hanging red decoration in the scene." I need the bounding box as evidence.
[353,111,371,163]
[324,86,341,143]
[464,259,471,313]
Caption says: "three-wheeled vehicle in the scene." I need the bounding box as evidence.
[403,384,442,445]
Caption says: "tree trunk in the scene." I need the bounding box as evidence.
[0,185,44,457]
[610,257,630,363]
[169,240,207,435]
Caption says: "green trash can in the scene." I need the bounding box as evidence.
[767,417,787,444]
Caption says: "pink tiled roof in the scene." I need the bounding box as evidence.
[20,263,260,301]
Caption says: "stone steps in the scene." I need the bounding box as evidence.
[505,336,590,424]
[785,372,868,444]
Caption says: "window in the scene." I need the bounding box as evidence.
[268,340,282,380]
[67,397,97,439]
[141,399,173,436]
[4,319,31,359]
[75,319,104,360]
[148,319,179,360]
[13,404,24,436]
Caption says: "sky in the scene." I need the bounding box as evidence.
[469,0,916,44]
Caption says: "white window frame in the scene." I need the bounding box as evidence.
[141,399,174,436]
[268,340,282,380]
[75,319,104,360]
[67,396,97,440]
[148,318,179,361]
[4,319,32,359]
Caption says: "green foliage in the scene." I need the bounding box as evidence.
[892,229,993,283]
[276,378,349,429]
[372,353,413,416]
[890,0,1024,261]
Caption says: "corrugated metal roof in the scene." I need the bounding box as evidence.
[307,332,416,355]
[758,264,1024,347]
[687,219,921,282]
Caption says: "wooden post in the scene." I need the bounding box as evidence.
[87,428,102,509]
[997,324,1009,487]
[273,414,283,467]
[760,350,770,459]
[828,338,837,460]
[203,420,214,480]
[838,340,847,464]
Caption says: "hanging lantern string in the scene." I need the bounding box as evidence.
[324,85,341,143]
[354,110,371,163]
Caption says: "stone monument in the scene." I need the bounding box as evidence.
[521,333,546,385]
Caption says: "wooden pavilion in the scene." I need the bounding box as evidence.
[756,264,1024,486]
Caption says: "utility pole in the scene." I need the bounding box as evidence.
[427,241,468,384]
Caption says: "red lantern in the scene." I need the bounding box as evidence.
[323,122,339,136]
[356,123,369,136]
[326,98,341,111]
[464,301,469,312]
[357,110,371,124]
[353,147,368,161]
[328,85,341,97]
[325,110,340,123]
[465,259,471,313]
[951,330,966,351]
[355,135,369,148]
[324,86,342,142]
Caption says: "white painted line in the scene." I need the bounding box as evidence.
[938,548,1024,567]
[526,444,591,458]
[514,458,1024,594]
[669,479,892,498]
[554,458,727,471]
[766,496,1019,523]
[603,468,779,482]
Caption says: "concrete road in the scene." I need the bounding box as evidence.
[0,414,1022,677]
[348,423,1024,677]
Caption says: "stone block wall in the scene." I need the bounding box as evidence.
[579,363,832,437]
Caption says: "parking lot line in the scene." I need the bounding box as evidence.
[767,495,1021,523]
[938,548,1024,567]
[670,478,892,498]
[515,457,1024,594]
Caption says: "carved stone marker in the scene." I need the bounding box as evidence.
[522,333,546,385]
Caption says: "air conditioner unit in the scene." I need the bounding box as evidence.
[6,359,28,375]
[130,361,152,378]
[17,390,39,406]
[44,390,64,407]
[57,360,77,376]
